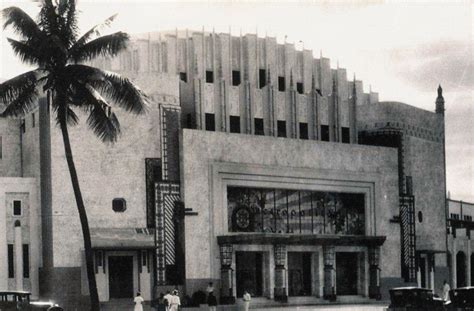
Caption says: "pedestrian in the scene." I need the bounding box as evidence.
[155,293,166,311]
[168,290,181,311]
[442,280,451,302]
[243,290,251,311]
[206,282,214,294]
[207,291,217,311]
[134,292,144,311]
[163,290,172,311]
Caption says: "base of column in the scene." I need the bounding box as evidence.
[219,296,236,305]
[323,287,337,301]
[369,285,381,300]
[274,288,288,302]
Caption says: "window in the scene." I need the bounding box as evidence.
[259,69,267,89]
[32,113,35,128]
[299,123,308,140]
[254,118,264,136]
[464,215,472,221]
[23,244,29,278]
[296,82,304,94]
[0,136,2,159]
[232,70,241,86]
[185,113,193,129]
[8,244,14,278]
[341,127,350,143]
[206,70,214,83]
[321,125,330,141]
[13,200,22,216]
[230,116,241,133]
[277,120,286,138]
[278,76,286,92]
[112,198,126,212]
[179,72,187,83]
[418,211,423,223]
[205,113,215,131]
[450,213,460,220]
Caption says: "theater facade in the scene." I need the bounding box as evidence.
[0,30,449,308]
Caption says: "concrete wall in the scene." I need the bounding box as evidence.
[180,129,401,293]
[0,117,21,177]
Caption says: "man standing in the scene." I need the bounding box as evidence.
[163,290,172,311]
[442,280,451,302]
[243,290,251,311]
[169,290,181,311]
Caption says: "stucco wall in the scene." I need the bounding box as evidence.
[180,129,401,283]
[0,118,21,177]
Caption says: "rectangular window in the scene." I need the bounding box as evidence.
[299,123,308,140]
[13,200,22,216]
[205,113,215,131]
[179,72,187,83]
[278,76,286,92]
[321,125,330,141]
[206,70,214,83]
[254,118,264,136]
[23,244,29,278]
[232,70,241,86]
[185,113,193,129]
[8,244,14,278]
[259,69,267,89]
[142,250,147,266]
[341,127,350,143]
[229,116,241,133]
[32,113,35,128]
[277,120,287,138]
[296,82,304,94]
[0,136,2,159]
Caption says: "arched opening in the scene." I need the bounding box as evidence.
[456,251,467,287]
[471,253,474,286]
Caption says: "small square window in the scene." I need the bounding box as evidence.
[299,123,308,140]
[112,198,126,212]
[296,82,304,94]
[206,71,214,83]
[179,72,187,83]
[13,200,22,216]
[254,118,264,136]
[278,76,286,92]
[229,116,240,133]
[232,70,241,86]
[205,113,215,131]
[277,120,287,138]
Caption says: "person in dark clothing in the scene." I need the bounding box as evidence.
[207,291,218,311]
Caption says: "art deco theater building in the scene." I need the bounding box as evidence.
[0,30,449,308]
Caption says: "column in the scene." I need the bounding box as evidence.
[323,246,336,301]
[369,246,381,300]
[273,245,287,302]
[14,221,23,290]
[219,244,235,304]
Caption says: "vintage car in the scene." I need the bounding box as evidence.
[387,287,445,311]
[446,287,474,310]
[0,291,62,311]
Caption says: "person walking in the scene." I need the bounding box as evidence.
[134,292,144,311]
[163,290,172,311]
[442,280,451,302]
[155,293,166,311]
[243,290,251,311]
[168,290,181,311]
[207,291,217,311]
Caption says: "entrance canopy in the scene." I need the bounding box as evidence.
[90,228,155,249]
[217,233,386,246]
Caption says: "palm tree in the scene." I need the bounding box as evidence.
[1,1,148,310]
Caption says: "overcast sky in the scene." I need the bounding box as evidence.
[1,0,473,202]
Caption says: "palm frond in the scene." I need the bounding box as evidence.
[2,7,42,41]
[1,82,39,118]
[0,70,41,105]
[64,64,148,115]
[69,32,129,63]
[7,38,43,66]
[56,0,78,48]
[70,14,118,53]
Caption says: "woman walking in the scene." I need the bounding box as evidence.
[134,292,144,311]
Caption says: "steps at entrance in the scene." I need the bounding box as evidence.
[101,299,152,311]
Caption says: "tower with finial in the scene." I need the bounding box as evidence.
[436,85,445,114]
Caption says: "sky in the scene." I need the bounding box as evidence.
[1,0,473,202]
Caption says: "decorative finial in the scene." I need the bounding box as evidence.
[437,84,443,97]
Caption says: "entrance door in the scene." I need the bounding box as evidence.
[109,256,134,299]
[336,252,358,295]
[288,252,312,296]
[236,252,263,297]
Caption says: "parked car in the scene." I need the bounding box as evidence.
[387,287,445,311]
[446,287,474,310]
[0,291,62,311]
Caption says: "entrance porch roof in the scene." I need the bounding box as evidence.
[90,228,155,249]
[217,233,386,246]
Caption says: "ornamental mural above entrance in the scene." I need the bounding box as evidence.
[227,187,365,235]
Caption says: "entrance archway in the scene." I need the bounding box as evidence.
[456,251,466,288]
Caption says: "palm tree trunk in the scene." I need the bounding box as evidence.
[59,113,101,311]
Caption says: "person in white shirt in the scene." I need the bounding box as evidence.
[243,290,251,311]
[168,290,181,311]
[442,280,451,302]
[134,292,144,311]
[163,290,172,311]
